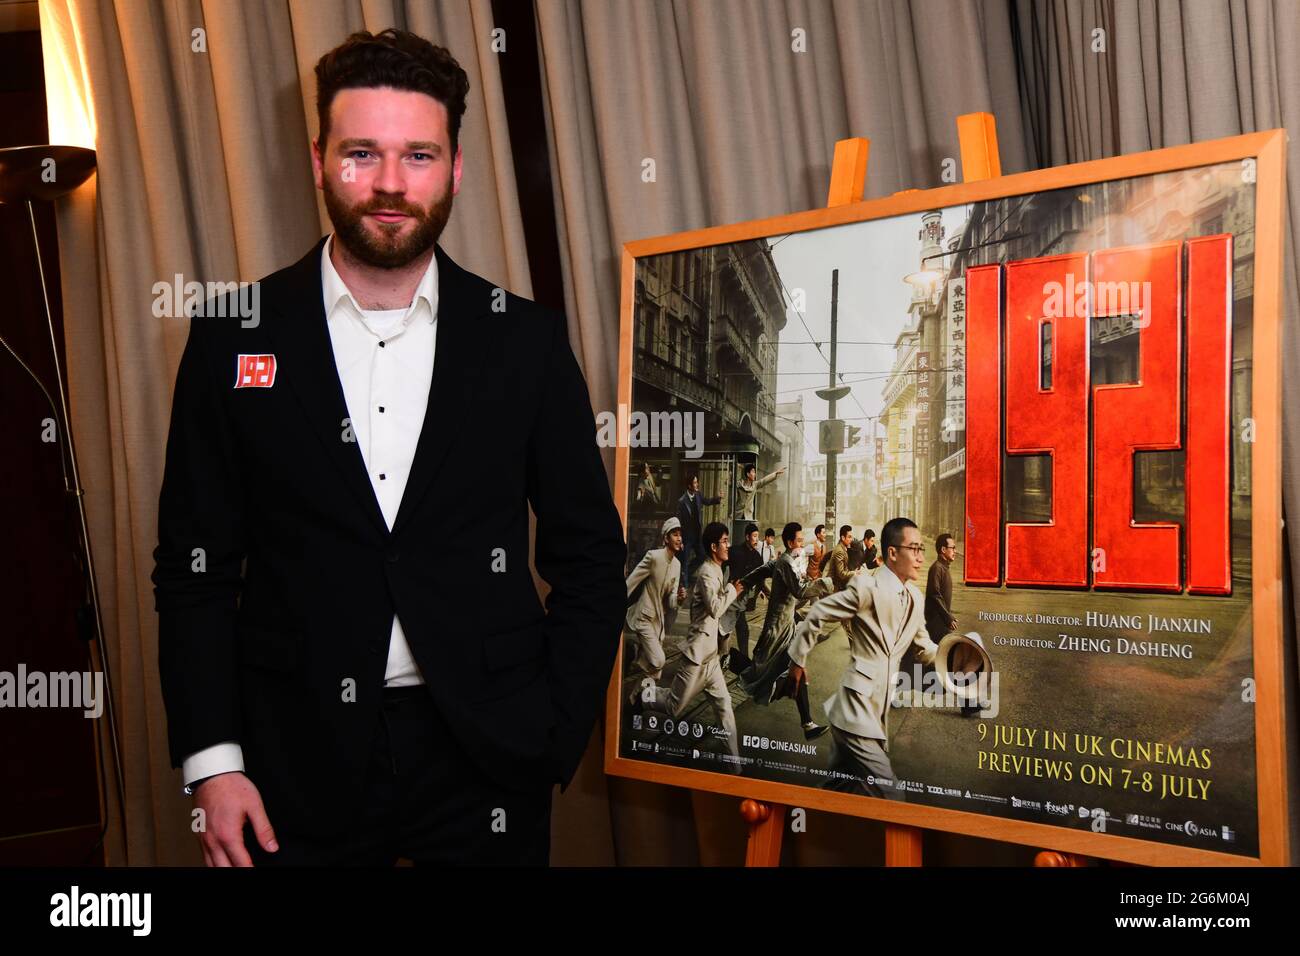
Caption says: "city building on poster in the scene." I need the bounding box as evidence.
[624,242,787,566]
[609,132,1288,866]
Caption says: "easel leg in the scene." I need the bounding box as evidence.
[885,823,924,866]
[740,799,785,866]
[826,137,869,206]
[956,111,1002,180]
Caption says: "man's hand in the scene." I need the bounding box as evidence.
[732,580,745,594]
[193,772,278,867]
[677,586,687,603]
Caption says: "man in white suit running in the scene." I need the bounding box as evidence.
[625,517,687,679]
[631,521,745,771]
[785,517,938,800]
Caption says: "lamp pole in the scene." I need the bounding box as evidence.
[0,145,127,861]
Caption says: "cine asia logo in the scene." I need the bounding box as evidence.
[963,236,1234,596]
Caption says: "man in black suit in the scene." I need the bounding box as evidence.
[861,528,879,570]
[675,473,721,589]
[152,29,624,867]
[722,522,764,673]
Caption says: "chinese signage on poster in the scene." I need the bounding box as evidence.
[945,277,965,434]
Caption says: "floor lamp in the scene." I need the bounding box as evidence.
[0,144,129,862]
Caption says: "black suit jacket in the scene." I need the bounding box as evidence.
[725,542,764,611]
[152,237,625,838]
[675,490,720,543]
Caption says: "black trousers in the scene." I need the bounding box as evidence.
[244,685,552,866]
[681,536,705,587]
[732,605,750,658]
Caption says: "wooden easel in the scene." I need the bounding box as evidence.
[738,111,1088,868]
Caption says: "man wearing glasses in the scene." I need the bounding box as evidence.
[925,533,959,645]
[784,517,938,800]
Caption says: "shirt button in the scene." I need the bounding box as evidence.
[378,406,385,413]
[378,340,386,348]
[378,473,387,480]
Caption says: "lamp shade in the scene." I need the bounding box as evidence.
[0,145,96,203]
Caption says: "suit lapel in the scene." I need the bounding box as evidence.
[263,237,388,537]
[892,584,922,650]
[391,245,487,534]
[860,579,889,658]
[875,573,899,645]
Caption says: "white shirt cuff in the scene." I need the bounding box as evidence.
[182,742,245,787]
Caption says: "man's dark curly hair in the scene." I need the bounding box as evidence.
[315,28,470,155]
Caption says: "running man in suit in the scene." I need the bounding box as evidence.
[861,529,880,571]
[624,517,686,679]
[826,525,855,591]
[631,521,745,770]
[785,517,938,799]
[737,522,827,741]
[720,522,763,673]
[797,523,833,607]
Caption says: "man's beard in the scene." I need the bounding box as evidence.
[322,178,454,269]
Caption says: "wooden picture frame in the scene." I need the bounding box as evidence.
[604,129,1289,867]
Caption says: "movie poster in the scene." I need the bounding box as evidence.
[615,158,1263,857]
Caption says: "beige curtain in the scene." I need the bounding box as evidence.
[536,0,1031,421]
[1010,0,1300,864]
[38,0,545,866]
[534,0,1039,865]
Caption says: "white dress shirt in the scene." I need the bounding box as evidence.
[182,234,439,788]
[875,563,913,617]
[791,546,809,580]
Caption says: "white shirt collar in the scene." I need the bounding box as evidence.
[321,233,439,328]
[877,563,907,597]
